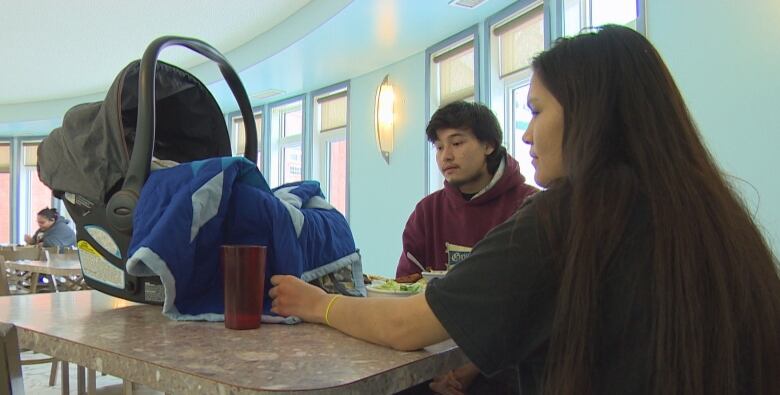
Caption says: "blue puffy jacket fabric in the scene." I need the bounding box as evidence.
[125,157,363,323]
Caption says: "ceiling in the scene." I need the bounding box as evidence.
[0,0,516,130]
[0,0,312,105]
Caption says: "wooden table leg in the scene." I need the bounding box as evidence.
[31,272,39,293]
[123,379,134,395]
[77,365,86,394]
[87,368,97,394]
[61,360,70,395]
[49,359,59,386]
[51,274,61,293]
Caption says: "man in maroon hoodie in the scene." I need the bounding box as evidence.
[394,102,537,394]
[396,101,537,278]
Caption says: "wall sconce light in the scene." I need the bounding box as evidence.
[375,74,395,164]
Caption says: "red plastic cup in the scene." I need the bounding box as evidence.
[221,245,266,330]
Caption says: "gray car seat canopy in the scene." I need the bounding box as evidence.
[38,60,231,205]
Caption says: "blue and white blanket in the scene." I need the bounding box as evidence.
[125,157,364,323]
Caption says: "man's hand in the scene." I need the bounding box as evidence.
[429,363,481,395]
[430,370,464,395]
[268,275,329,323]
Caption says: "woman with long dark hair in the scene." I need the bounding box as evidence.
[268,25,780,394]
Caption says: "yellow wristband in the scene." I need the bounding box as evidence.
[324,295,341,326]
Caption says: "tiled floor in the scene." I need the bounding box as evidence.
[20,351,163,395]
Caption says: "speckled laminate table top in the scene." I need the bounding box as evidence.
[0,291,467,394]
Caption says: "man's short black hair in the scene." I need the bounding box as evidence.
[426,101,505,173]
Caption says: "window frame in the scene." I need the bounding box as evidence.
[310,81,350,219]
[558,0,647,37]
[482,0,645,189]
[268,95,306,188]
[0,138,12,244]
[0,136,58,244]
[486,1,546,188]
[484,0,548,146]
[19,139,47,239]
[424,25,481,194]
[228,107,265,172]
[503,76,540,188]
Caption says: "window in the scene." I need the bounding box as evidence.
[0,142,10,243]
[269,99,304,188]
[509,83,539,187]
[20,141,52,239]
[434,41,476,106]
[496,4,544,78]
[488,1,545,188]
[312,88,348,216]
[563,0,644,36]
[0,138,71,245]
[485,0,642,190]
[282,146,302,181]
[426,26,479,193]
[232,111,263,171]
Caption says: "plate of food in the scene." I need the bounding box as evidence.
[366,279,425,297]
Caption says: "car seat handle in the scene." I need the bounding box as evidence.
[107,36,257,234]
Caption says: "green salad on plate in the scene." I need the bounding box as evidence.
[373,279,425,293]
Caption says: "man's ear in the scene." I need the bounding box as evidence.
[484,143,495,156]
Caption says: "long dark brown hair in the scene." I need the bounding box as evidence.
[531,25,780,394]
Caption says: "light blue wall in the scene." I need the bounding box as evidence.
[5,1,777,268]
[647,0,780,256]
[349,53,427,277]
[350,0,780,277]
[0,118,62,136]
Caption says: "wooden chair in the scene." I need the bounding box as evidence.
[0,247,40,262]
[1,323,25,394]
[2,248,49,294]
[1,256,10,298]
[1,255,59,389]
[43,250,86,292]
[38,247,58,261]
[43,249,79,264]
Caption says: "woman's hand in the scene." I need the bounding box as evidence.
[24,234,34,244]
[271,276,450,351]
[268,275,330,323]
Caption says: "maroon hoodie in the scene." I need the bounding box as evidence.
[396,154,537,277]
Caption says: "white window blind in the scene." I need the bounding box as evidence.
[0,142,10,244]
[22,142,38,166]
[317,92,348,132]
[313,88,348,216]
[235,117,245,152]
[496,5,544,78]
[0,143,9,172]
[235,113,263,156]
[434,41,475,105]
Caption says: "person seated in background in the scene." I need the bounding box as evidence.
[269,25,780,395]
[24,207,76,248]
[394,101,537,393]
[396,100,537,279]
